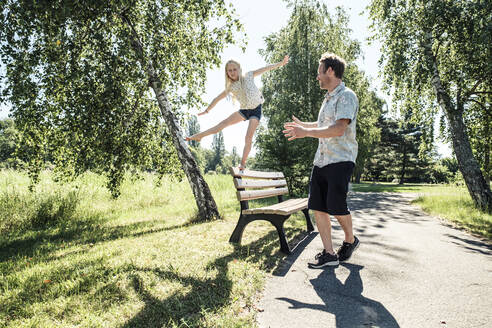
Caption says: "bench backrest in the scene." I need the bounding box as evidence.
[229,167,289,202]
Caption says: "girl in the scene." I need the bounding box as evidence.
[186,55,290,170]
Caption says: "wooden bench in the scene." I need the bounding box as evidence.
[228,167,314,254]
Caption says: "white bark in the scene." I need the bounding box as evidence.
[122,13,220,220]
[422,32,491,212]
[150,75,220,220]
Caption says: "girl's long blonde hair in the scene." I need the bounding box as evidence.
[225,59,244,103]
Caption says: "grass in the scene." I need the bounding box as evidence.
[352,182,492,239]
[351,181,438,193]
[0,170,310,328]
[1,172,490,328]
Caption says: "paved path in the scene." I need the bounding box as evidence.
[257,192,492,328]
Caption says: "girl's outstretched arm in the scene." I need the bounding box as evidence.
[198,90,227,116]
[252,55,289,77]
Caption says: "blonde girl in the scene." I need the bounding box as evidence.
[186,55,289,170]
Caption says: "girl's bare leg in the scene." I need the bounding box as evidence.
[240,118,260,169]
[186,112,245,141]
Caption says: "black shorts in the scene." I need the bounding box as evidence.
[239,104,262,120]
[308,161,355,215]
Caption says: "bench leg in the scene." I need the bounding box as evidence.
[229,214,251,244]
[271,218,291,254]
[303,208,315,232]
[229,214,292,254]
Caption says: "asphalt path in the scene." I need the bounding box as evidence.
[257,192,492,328]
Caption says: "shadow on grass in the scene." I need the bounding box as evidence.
[2,228,299,327]
[2,255,128,319]
[122,259,235,327]
[0,214,207,267]
[120,230,301,328]
[1,207,314,326]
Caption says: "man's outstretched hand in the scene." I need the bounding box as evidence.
[291,115,304,126]
[283,122,307,141]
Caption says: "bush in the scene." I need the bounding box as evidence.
[30,190,79,228]
[0,176,80,234]
[450,170,465,187]
[0,187,31,233]
[428,163,453,184]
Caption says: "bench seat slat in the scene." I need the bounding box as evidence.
[236,187,289,201]
[229,167,284,179]
[262,198,307,213]
[234,178,287,189]
[251,197,304,212]
[242,198,308,215]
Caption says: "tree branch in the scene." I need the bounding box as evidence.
[468,98,486,110]
[434,38,442,57]
[457,85,462,110]
[469,91,492,95]
[463,79,482,101]
[119,12,145,62]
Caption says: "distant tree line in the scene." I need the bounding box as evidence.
[186,116,241,174]
[362,112,462,185]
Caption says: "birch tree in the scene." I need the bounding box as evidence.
[0,0,244,220]
[369,0,492,212]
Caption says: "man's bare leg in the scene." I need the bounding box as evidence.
[313,210,335,254]
[334,214,355,244]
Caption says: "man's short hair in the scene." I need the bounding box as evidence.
[319,53,346,79]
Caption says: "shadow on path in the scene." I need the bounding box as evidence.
[272,232,318,277]
[349,193,424,223]
[278,263,400,328]
[444,234,492,256]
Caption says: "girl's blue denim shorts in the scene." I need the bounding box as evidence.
[239,104,262,121]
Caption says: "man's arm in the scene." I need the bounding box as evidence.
[292,115,318,128]
[283,119,350,141]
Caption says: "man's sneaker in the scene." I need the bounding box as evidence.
[314,249,325,259]
[308,250,339,268]
[337,236,360,262]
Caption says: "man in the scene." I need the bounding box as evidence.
[283,52,359,268]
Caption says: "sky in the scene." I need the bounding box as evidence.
[0,0,452,157]
[196,0,452,157]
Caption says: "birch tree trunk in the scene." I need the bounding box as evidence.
[151,83,221,220]
[422,32,492,212]
[122,13,220,220]
[484,107,491,186]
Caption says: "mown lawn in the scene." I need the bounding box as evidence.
[0,170,310,328]
[352,182,492,239]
